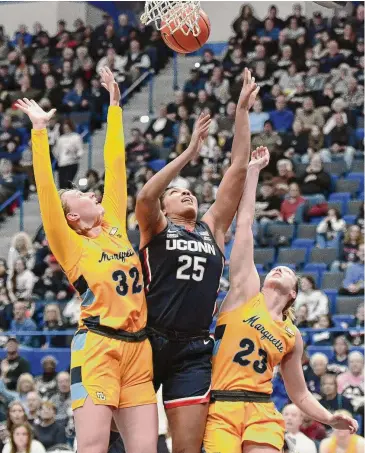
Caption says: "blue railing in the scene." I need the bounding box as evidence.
[0,190,24,231]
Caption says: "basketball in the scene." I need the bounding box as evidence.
[161,8,211,54]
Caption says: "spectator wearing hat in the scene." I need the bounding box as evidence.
[1,337,30,391]
[34,357,58,400]
[33,402,66,450]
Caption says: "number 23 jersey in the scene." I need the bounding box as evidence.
[212,293,297,394]
[139,220,224,332]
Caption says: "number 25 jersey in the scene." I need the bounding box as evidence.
[140,220,224,332]
[212,293,297,394]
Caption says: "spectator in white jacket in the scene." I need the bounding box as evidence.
[7,258,37,302]
[53,119,84,189]
[316,208,346,249]
[283,404,317,453]
[7,232,35,275]
[295,276,329,323]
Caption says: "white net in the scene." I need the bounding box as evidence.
[141,0,201,36]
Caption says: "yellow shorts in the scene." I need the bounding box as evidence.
[70,330,156,410]
[203,401,285,453]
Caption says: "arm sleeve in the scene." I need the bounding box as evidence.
[101,106,127,232]
[32,129,83,272]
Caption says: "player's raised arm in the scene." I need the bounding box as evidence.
[136,113,211,246]
[16,99,83,272]
[281,332,358,434]
[222,147,270,310]
[202,68,259,244]
[99,67,127,231]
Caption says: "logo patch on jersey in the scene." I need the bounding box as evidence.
[285,326,295,337]
[109,227,118,236]
[96,391,106,401]
[167,228,180,239]
[166,239,216,255]
[199,231,212,241]
[243,316,284,353]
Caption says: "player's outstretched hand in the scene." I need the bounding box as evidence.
[15,99,56,130]
[238,68,260,111]
[329,412,358,434]
[191,112,211,150]
[248,146,270,171]
[100,67,120,106]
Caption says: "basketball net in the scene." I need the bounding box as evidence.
[141,0,202,36]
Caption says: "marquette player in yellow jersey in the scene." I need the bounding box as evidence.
[203,146,358,453]
[15,68,157,453]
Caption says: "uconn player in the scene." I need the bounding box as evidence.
[136,69,259,453]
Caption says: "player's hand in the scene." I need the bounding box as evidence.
[248,146,270,171]
[328,412,358,434]
[100,67,121,106]
[190,113,211,151]
[238,68,260,111]
[15,99,56,130]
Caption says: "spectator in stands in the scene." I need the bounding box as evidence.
[282,120,308,158]
[295,97,325,132]
[269,95,294,133]
[337,351,364,402]
[6,401,27,433]
[25,391,41,427]
[320,373,353,415]
[316,208,346,249]
[145,104,174,141]
[356,204,364,234]
[255,179,282,224]
[320,40,345,74]
[205,66,231,105]
[41,304,67,348]
[7,233,35,275]
[0,423,8,452]
[272,159,296,196]
[283,404,317,453]
[322,113,355,170]
[62,78,89,112]
[305,353,329,397]
[0,338,30,391]
[198,49,220,80]
[53,119,84,189]
[299,154,331,196]
[2,422,46,453]
[280,183,305,223]
[343,77,364,110]
[328,336,350,375]
[339,243,364,295]
[331,225,363,272]
[251,120,282,153]
[312,314,335,346]
[319,410,364,453]
[249,98,269,134]
[9,302,37,348]
[50,372,71,426]
[294,304,310,328]
[9,75,41,104]
[124,39,151,82]
[35,356,58,400]
[16,374,35,404]
[183,69,205,99]
[295,276,329,323]
[232,5,260,35]
[278,62,303,92]
[33,401,66,450]
[12,25,32,48]
[349,302,364,346]
[7,259,36,303]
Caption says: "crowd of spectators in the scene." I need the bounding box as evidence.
[0,2,364,453]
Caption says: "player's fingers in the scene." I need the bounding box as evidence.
[101,83,108,90]
[15,99,27,109]
[249,83,257,94]
[106,67,113,77]
[14,103,27,113]
[243,67,248,85]
[48,108,57,119]
[253,86,260,97]
[30,100,38,107]
[23,98,33,107]
[247,69,251,85]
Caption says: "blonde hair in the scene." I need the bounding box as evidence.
[282,276,300,322]
[11,232,32,253]
[44,303,62,323]
[16,374,35,394]
[58,189,71,215]
[344,225,363,245]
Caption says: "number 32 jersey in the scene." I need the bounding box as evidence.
[140,220,224,332]
[212,293,297,394]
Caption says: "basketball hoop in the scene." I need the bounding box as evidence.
[141,0,202,36]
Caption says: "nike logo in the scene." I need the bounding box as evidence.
[203,340,211,345]
[167,229,178,233]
